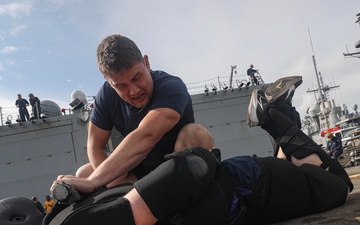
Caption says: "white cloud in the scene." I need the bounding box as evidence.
[66,79,72,83]
[0,46,18,54]
[10,24,27,36]
[0,2,32,18]
[6,60,15,66]
[0,32,5,40]
[49,0,82,5]
[0,60,15,72]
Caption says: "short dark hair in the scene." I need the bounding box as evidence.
[97,34,143,76]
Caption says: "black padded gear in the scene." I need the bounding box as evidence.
[57,197,134,225]
[45,184,134,225]
[0,197,44,225]
[135,147,219,221]
[273,106,301,157]
[164,146,219,179]
[261,108,353,192]
[261,108,330,169]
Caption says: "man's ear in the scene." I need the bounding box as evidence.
[143,55,150,70]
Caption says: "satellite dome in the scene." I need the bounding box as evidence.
[307,104,320,117]
[70,90,87,104]
[40,100,62,117]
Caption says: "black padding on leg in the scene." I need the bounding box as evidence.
[135,147,219,220]
[265,108,330,169]
[172,178,230,225]
[291,107,302,129]
[60,197,134,225]
[0,197,44,225]
[157,163,233,225]
[164,146,219,179]
[260,107,296,140]
[47,183,135,225]
[277,126,330,169]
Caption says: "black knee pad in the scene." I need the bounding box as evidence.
[45,184,135,225]
[164,146,219,179]
[135,147,219,220]
[0,197,44,225]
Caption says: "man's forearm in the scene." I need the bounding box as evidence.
[88,130,156,188]
[88,148,109,169]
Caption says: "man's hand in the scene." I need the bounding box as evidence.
[50,175,97,194]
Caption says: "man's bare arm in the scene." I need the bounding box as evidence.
[87,121,112,169]
[88,107,180,189]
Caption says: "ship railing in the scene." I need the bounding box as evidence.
[186,74,261,95]
[0,106,21,126]
[0,105,90,127]
[342,145,360,167]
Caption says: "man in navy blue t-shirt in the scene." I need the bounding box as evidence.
[15,94,30,122]
[57,34,202,192]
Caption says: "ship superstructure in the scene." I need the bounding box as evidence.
[303,13,360,146]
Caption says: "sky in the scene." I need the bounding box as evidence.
[0,0,360,121]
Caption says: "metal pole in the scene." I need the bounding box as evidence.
[230,65,236,89]
[36,102,40,119]
[308,28,329,129]
[0,106,3,126]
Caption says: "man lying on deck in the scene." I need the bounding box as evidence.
[0,76,353,225]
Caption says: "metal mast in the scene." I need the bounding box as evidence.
[343,13,360,58]
[307,28,329,129]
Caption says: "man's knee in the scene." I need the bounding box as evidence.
[134,147,218,220]
[174,123,215,151]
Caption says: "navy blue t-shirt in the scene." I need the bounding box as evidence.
[90,70,194,178]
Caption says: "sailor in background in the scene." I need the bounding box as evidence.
[31,196,46,215]
[43,195,55,214]
[247,64,259,85]
[15,94,30,122]
[326,132,343,160]
[28,93,42,119]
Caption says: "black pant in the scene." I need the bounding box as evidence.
[244,157,349,224]
[19,108,30,121]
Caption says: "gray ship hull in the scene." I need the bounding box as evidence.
[0,114,89,202]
